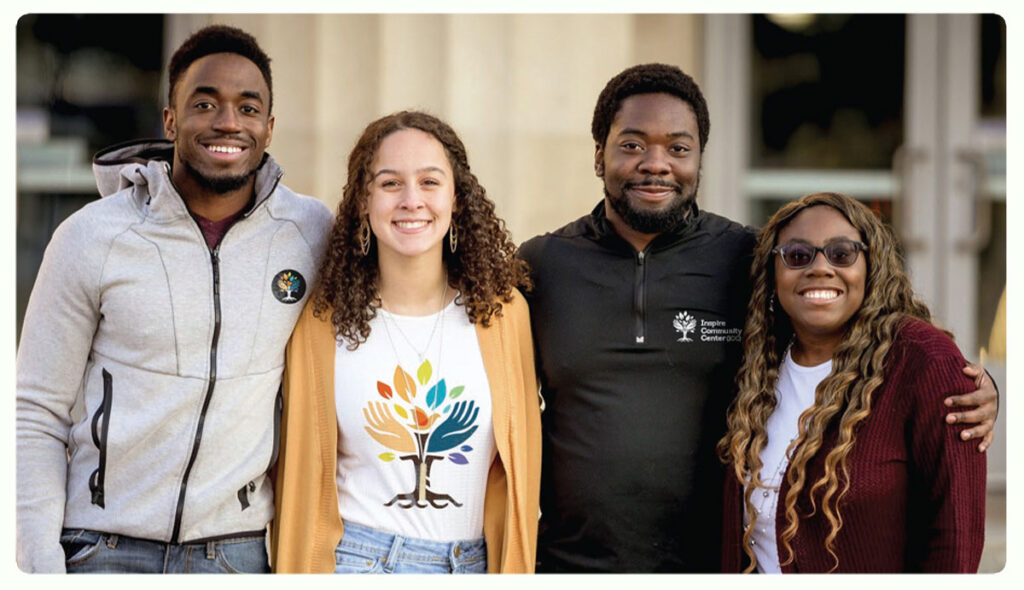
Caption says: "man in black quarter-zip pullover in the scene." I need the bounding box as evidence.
[16,25,332,573]
[519,63,997,573]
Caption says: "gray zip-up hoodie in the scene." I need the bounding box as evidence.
[16,140,333,572]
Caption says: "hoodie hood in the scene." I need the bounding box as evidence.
[91,139,284,216]
[92,139,175,197]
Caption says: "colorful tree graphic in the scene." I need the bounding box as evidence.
[364,360,478,508]
[276,272,300,302]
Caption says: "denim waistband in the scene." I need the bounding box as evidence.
[59,528,268,573]
[338,521,486,569]
[61,528,266,547]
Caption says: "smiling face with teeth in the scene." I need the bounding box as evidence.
[774,205,867,356]
[163,52,274,206]
[365,128,455,265]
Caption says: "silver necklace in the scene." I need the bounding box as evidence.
[379,279,448,363]
[745,439,794,545]
[750,440,793,514]
[747,342,800,540]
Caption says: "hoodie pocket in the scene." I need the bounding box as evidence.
[88,369,113,508]
[237,385,283,511]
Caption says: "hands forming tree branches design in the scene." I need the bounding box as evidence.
[427,401,479,452]
[364,401,416,453]
[368,360,480,509]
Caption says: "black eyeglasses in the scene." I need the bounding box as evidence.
[773,239,868,270]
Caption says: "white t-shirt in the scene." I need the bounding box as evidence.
[745,348,831,573]
[334,299,496,542]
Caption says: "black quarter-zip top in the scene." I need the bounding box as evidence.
[518,199,757,572]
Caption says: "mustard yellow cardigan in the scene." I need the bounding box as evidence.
[270,290,541,573]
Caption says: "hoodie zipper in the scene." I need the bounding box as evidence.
[169,170,283,544]
[170,242,223,544]
[634,248,649,344]
[238,385,283,511]
[88,369,114,508]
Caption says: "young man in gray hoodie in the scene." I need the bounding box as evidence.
[16,25,333,573]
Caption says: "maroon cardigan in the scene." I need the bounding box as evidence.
[721,317,986,573]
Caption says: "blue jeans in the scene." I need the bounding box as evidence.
[334,521,486,574]
[60,529,269,573]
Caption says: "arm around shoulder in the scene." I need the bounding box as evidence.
[902,328,987,572]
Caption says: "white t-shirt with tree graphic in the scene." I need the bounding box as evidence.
[334,299,496,542]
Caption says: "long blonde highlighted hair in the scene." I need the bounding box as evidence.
[718,192,934,571]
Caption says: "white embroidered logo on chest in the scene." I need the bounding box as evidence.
[673,311,697,342]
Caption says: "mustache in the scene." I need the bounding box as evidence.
[200,133,255,147]
[623,177,683,193]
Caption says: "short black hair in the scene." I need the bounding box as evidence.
[167,25,273,112]
[591,63,710,152]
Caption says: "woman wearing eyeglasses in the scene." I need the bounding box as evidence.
[718,192,986,573]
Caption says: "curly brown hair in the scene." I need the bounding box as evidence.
[717,192,934,572]
[313,110,531,348]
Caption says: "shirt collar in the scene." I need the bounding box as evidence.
[587,199,703,252]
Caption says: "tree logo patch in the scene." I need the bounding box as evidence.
[272,269,305,304]
[674,310,742,343]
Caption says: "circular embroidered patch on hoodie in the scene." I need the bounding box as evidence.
[272,270,306,304]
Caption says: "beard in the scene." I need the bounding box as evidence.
[181,159,259,194]
[605,175,699,234]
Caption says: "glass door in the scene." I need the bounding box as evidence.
[703,13,1004,360]
[702,11,1006,492]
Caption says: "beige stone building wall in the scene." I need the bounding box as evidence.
[166,14,703,244]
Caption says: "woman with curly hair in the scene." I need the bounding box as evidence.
[719,192,986,573]
[270,111,541,574]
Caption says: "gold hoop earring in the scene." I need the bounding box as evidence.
[449,223,458,253]
[359,218,371,256]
